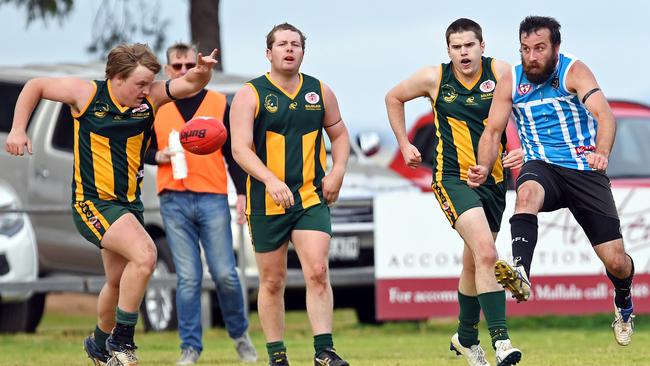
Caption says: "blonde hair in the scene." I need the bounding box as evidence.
[105,43,161,79]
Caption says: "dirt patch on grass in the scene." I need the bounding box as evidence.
[46,293,98,315]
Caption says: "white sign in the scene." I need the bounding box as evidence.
[375,189,650,279]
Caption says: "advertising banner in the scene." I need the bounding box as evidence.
[374,189,650,320]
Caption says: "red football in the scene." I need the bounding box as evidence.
[180,116,227,155]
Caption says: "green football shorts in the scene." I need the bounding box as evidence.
[431,178,506,232]
[247,202,332,253]
[71,199,144,248]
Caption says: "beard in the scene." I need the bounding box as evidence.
[522,52,558,84]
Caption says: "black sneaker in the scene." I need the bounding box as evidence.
[269,351,289,366]
[314,348,349,366]
[83,334,110,366]
[105,334,139,366]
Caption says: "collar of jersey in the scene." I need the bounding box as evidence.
[265,72,303,100]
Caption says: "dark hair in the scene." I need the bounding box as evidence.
[266,23,306,50]
[445,18,483,46]
[519,16,561,46]
[105,43,161,79]
[165,42,198,64]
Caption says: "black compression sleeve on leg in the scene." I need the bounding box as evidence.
[510,213,538,278]
[607,254,634,309]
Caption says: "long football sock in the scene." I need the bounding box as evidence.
[93,325,110,352]
[457,291,481,347]
[510,213,538,278]
[314,333,334,354]
[115,306,138,326]
[266,341,286,361]
[607,254,635,311]
[478,290,509,349]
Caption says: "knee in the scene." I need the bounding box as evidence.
[260,274,286,295]
[475,245,498,269]
[606,254,630,277]
[105,277,121,291]
[516,186,541,211]
[134,241,157,277]
[177,270,202,291]
[213,269,238,288]
[306,264,329,289]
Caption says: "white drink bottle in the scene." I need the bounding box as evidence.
[168,129,188,180]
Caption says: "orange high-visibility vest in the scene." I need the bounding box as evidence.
[154,90,228,194]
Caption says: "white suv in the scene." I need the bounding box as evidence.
[0,179,42,333]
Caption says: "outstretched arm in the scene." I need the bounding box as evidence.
[6,77,94,156]
[567,60,614,171]
[150,49,219,107]
[468,69,514,187]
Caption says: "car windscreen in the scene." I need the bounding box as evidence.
[608,117,650,178]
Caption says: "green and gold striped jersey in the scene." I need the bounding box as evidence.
[432,56,506,184]
[246,73,327,216]
[71,79,155,203]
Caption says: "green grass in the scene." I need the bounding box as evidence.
[0,309,648,365]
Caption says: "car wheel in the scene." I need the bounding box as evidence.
[140,236,177,332]
[0,292,46,333]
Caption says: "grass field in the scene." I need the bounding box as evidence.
[0,300,647,366]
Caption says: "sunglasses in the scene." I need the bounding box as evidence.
[170,62,196,71]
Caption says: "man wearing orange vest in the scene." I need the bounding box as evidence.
[146,42,257,365]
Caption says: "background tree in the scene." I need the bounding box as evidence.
[3,0,223,71]
[190,0,222,70]
[0,0,73,24]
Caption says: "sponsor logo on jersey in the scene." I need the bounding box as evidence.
[93,102,109,118]
[518,83,532,95]
[465,96,476,105]
[480,92,494,100]
[305,92,320,104]
[289,102,298,110]
[441,84,458,103]
[551,76,560,89]
[480,79,495,92]
[132,103,150,113]
[304,92,322,111]
[78,201,104,231]
[432,182,455,221]
[264,94,279,113]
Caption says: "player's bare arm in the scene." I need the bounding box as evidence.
[385,65,441,169]
[151,49,218,106]
[230,83,294,208]
[567,60,615,171]
[6,77,94,156]
[468,69,514,188]
[321,82,349,205]
[491,59,524,169]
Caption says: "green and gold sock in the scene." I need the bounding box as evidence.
[457,291,481,347]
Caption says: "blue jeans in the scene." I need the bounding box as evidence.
[160,191,248,352]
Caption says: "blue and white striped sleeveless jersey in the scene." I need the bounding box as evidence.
[511,53,597,170]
